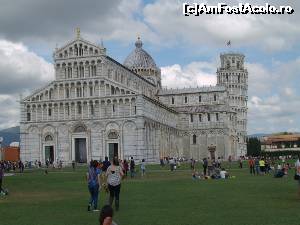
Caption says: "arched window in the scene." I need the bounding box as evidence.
[74,125,86,133]
[214,94,217,101]
[192,134,196,144]
[185,96,188,103]
[27,113,31,121]
[45,135,53,142]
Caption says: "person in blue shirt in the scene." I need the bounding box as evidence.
[87,160,101,211]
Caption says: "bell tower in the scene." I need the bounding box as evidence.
[217,53,248,157]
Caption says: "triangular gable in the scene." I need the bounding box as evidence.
[54,37,106,56]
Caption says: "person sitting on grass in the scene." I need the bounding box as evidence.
[220,168,229,179]
[274,167,285,178]
[99,205,118,225]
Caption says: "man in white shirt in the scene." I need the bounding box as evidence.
[220,168,227,179]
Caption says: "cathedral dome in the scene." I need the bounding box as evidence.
[124,37,158,70]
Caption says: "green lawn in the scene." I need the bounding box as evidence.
[1,163,300,225]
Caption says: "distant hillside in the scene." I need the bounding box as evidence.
[0,126,20,147]
[248,133,269,138]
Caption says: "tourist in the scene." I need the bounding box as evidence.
[87,160,101,211]
[207,157,213,176]
[259,158,265,174]
[190,158,195,170]
[130,157,135,178]
[99,205,118,225]
[0,162,4,192]
[220,168,228,179]
[239,157,243,169]
[18,160,24,173]
[248,157,255,175]
[203,158,208,176]
[216,157,221,168]
[106,158,124,211]
[254,157,260,175]
[265,159,270,174]
[141,159,146,177]
[160,158,165,167]
[295,156,300,197]
[169,158,175,171]
[274,166,285,178]
[102,157,111,172]
[123,160,128,177]
[72,160,76,171]
[228,155,232,168]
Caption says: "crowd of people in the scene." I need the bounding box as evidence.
[246,156,293,177]
[191,157,231,180]
[0,160,25,173]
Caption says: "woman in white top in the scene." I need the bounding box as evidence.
[106,158,124,211]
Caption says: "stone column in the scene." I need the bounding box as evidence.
[35,106,38,122]
[57,86,59,99]
[63,103,66,120]
[41,105,44,121]
[98,82,101,97]
[57,104,60,120]
[81,101,83,120]
[87,102,90,119]
[46,104,49,121]
[74,102,77,120]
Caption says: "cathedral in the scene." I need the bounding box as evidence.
[20,31,248,164]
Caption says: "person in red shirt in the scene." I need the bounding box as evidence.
[248,157,255,175]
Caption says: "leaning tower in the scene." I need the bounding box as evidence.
[216,53,248,157]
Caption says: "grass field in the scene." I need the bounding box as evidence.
[1,162,300,225]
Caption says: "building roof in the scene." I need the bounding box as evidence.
[263,134,300,144]
[159,86,226,95]
[123,37,158,70]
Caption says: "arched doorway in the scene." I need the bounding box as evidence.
[72,125,88,163]
[44,134,54,164]
[107,131,119,161]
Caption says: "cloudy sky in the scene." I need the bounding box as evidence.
[0,0,299,134]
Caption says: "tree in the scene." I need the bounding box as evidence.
[247,137,261,157]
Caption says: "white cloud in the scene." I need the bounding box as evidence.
[161,62,217,88]
[0,39,54,94]
[0,39,54,129]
